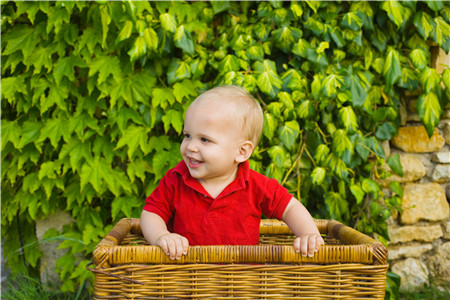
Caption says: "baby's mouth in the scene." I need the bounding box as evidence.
[188,158,203,167]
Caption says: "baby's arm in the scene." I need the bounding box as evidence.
[140,210,189,260]
[282,198,324,257]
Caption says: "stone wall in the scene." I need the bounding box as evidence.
[385,48,450,291]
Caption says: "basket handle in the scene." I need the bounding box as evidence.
[86,261,145,285]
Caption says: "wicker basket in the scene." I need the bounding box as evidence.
[88,218,388,299]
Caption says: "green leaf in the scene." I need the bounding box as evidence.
[174,25,194,55]
[257,71,282,98]
[413,11,435,40]
[341,11,362,31]
[398,67,419,90]
[152,88,175,109]
[263,113,277,140]
[127,36,147,62]
[362,178,380,194]
[387,154,404,177]
[339,106,358,133]
[416,92,442,138]
[389,181,403,198]
[88,55,122,85]
[381,0,408,28]
[167,59,191,84]
[325,153,349,180]
[37,117,70,148]
[115,125,149,158]
[323,74,344,97]
[409,49,428,71]
[433,17,450,52]
[376,122,397,140]
[53,55,86,85]
[1,76,28,103]
[278,120,300,150]
[332,129,353,157]
[325,191,349,221]
[314,144,330,163]
[297,100,315,119]
[383,48,402,87]
[311,167,326,185]
[1,120,21,150]
[2,25,40,60]
[18,120,43,149]
[268,145,287,168]
[173,80,197,103]
[211,0,231,14]
[219,55,240,74]
[116,20,133,43]
[419,68,441,94]
[160,13,177,33]
[162,109,184,134]
[350,184,365,204]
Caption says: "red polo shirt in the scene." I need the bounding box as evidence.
[143,160,292,245]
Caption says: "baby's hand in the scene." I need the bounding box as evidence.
[155,233,189,260]
[293,234,324,257]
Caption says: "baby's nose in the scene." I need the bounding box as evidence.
[186,140,199,152]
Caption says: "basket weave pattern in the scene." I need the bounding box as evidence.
[89,218,388,299]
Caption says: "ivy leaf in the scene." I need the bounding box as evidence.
[417,92,442,138]
[325,153,349,180]
[433,17,450,52]
[387,154,404,177]
[127,36,147,62]
[162,109,183,134]
[18,120,43,149]
[88,55,122,85]
[174,25,194,55]
[350,184,365,204]
[167,59,191,84]
[160,13,177,32]
[381,0,408,28]
[219,55,240,74]
[314,144,330,163]
[53,54,86,85]
[278,120,300,150]
[37,117,70,148]
[257,71,282,98]
[263,113,277,140]
[341,11,363,31]
[268,146,287,168]
[297,100,315,119]
[325,191,349,221]
[332,129,353,157]
[152,88,175,109]
[116,20,133,43]
[409,49,428,71]
[173,80,197,103]
[419,68,441,94]
[1,120,21,150]
[389,181,403,198]
[115,125,149,159]
[339,106,358,133]
[323,74,344,97]
[2,24,40,60]
[1,76,28,103]
[375,122,397,140]
[383,48,402,87]
[413,11,435,40]
[311,167,326,185]
[362,178,380,194]
[143,27,158,51]
[398,67,419,90]
[211,0,231,14]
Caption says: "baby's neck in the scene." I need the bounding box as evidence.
[198,168,239,199]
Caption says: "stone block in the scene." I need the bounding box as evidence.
[426,242,450,285]
[378,154,426,185]
[388,224,443,244]
[392,126,445,153]
[444,221,450,239]
[431,164,450,183]
[400,183,449,224]
[388,243,433,260]
[36,211,73,286]
[432,152,450,163]
[392,258,429,292]
[445,121,450,145]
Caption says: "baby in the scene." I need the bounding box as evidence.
[141,85,324,260]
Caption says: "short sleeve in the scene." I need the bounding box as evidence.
[260,178,292,220]
[142,171,176,223]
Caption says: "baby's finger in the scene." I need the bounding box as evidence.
[174,237,185,260]
[307,236,316,257]
[182,236,189,255]
[166,238,178,260]
[300,236,309,257]
[159,238,170,256]
[293,237,301,253]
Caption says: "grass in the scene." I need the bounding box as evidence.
[399,282,450,300]
[1,273,89,300]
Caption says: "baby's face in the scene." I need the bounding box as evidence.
[180,99,245,186]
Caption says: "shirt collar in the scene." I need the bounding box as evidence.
[174,160,249,198]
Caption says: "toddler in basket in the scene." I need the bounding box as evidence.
[141,85,324,260]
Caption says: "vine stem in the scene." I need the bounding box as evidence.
[281,132,308,200]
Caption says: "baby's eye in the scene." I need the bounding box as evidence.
[183,133,191,139]
[201,137,210,143]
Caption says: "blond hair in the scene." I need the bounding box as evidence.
[193,85,263,147]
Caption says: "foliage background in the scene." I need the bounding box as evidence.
[1,0,449,293]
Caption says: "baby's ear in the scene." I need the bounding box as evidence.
[236,141,254,163]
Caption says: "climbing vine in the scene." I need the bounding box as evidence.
[1,0,449,292]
